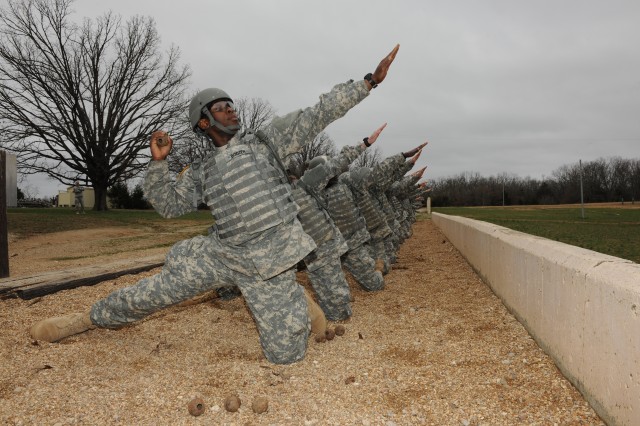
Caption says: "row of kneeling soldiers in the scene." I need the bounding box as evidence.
[30,44,431,365]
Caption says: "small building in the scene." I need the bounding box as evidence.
[57,186,96,209]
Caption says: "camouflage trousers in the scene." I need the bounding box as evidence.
[400,219,413,240]
[368,236,390,275]
[74,196,84,213]
[90,235,310,365]
[385,227,400,264]
[384,238,397,264]
[307,256,352,321]
[342,243,384,291]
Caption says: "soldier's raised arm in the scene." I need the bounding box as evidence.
[269,44,401,159]
[404,141,428,163]
[366,44,400,90]
[303,123,387,191]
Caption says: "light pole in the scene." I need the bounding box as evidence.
[579,159,585,219]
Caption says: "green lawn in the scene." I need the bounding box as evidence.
[8,206,640,264]
[432,206,640,264]
[7,208,213,238]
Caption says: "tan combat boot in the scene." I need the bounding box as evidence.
[303,290,327,336]
[30,311,96,343]
[375,258,386,274]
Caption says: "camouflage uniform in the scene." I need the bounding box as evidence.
[345,153,405,274]
[90,79,369,365]
[389,174,421,242]
[293,143,365,321]
[73,184,85,213]
[324,172,384,291]
[371,158,414,261]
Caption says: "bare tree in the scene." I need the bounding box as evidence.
[165,113,211,174]
[286,131,337,178]
[0,0,191,210]
[350,145,382,169]
[235,97,275,133]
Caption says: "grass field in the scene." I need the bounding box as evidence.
[6,205,639,264]
[433,204,640,264]
[6,208,213,238]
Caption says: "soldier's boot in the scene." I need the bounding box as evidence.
[303,290,327,335]
[374,258,386,274]
[30,311,96,343]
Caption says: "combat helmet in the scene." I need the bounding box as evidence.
[189,88,240,136]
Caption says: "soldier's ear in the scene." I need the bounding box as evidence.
[197,118,210,130]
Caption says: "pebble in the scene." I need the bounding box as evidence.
[252,397,269,414]
[187,397,205,416]
[224,394,241,412]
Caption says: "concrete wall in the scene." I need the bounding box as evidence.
[431,212,640,426]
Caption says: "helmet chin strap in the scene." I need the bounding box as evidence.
[201,107,240,137]
[213,121,240,135]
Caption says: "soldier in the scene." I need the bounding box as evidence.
[344,141,426,274]
[315,161,386,292]
[368,153,423,264]
[215,124,387,320]
[73,181,85,214]
[388,167,426,243]
[290,124,386,320]
[29,45,400,365]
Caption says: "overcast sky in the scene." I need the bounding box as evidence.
[17,0,640,197]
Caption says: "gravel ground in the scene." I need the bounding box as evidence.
[0,219,605,425]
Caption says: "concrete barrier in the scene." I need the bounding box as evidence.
[431,212,640,426]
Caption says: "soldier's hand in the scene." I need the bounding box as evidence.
[150,130,172,160]
[403,141,428,158]
[368,44,400,89]
[363,123,387,147]
[411,166,427,178]
[408,147,424,165]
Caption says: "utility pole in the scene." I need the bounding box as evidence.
[502,180,505,207]
[579,159,585,219]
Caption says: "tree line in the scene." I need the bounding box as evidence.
[429,157,640,207]
[1,1,635,211]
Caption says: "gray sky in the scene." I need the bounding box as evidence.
[18,0,640,197]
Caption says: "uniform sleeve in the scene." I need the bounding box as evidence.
[266,80,370,159]
[368,153,405,192]
[143,160,198,218]
[300,144,365,191]
[394,159,415,182]
[395,175,421,199]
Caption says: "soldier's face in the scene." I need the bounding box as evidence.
[210,101,238,128]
